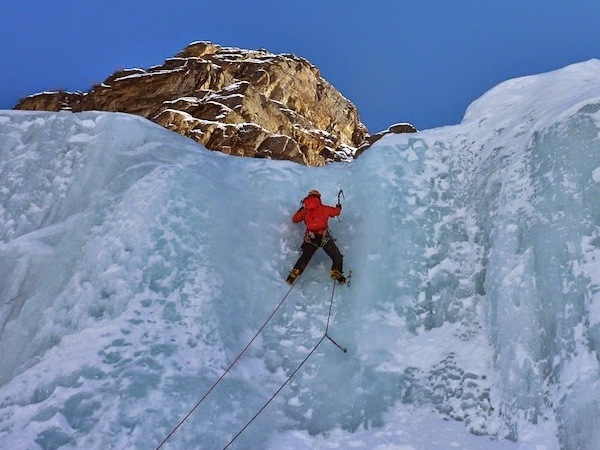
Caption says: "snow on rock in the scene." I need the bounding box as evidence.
[13,42,372,167]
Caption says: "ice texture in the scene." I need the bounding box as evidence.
[2,60,600,449]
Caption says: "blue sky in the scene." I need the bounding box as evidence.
[2,1,600,133]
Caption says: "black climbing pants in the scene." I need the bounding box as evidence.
[292,233,343,274]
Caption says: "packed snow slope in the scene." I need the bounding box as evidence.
[2,60,600,450]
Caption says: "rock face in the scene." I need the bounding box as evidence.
[15,42,373,166]
[354,122,418,158]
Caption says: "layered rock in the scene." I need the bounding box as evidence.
[355,122,418,158]
[15,42,375,166]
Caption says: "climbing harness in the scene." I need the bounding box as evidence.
[154,279,347,450]
[304,229,333,247]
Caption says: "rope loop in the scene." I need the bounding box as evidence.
[155,279,345,450]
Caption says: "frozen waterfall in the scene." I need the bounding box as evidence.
[2,60,600,449]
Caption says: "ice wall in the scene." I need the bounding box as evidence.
[1,60,600,450]
[461,62,600,449]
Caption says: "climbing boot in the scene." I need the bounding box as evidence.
[286,268,302,285]
[330,269,346,285]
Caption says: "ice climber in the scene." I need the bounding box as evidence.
[286,190,347,285]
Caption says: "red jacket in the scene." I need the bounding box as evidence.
[293,195,341,233]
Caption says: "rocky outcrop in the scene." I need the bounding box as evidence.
[354,122,418,159]
[15,42,374,166]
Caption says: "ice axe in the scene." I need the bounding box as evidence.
[337,189,344,207]
[335,189,344,222]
